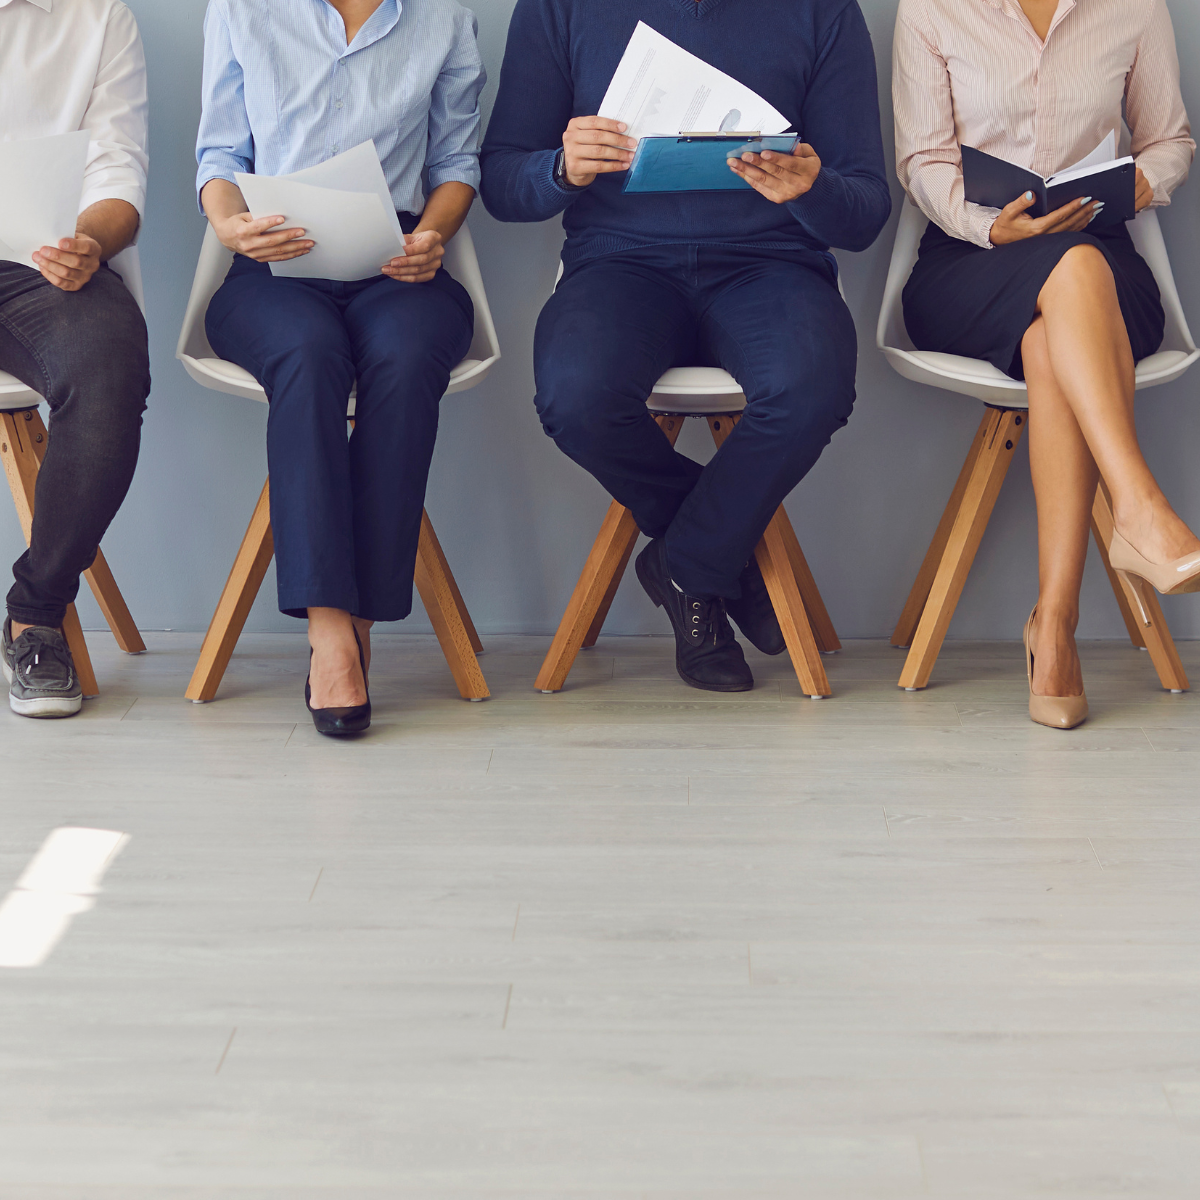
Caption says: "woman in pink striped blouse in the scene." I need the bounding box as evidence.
[894,0,1199,729]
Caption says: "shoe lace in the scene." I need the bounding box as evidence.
[13,628,73,685]
[686,596,734,648]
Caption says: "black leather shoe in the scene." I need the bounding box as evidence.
[726,556,786,655]
[635,538,753,693]
[306,630,371,736]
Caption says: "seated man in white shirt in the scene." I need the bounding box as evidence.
[0,0,150,719]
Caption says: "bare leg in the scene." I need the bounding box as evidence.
[308,607,367,708]
[352,616,374,680]
[1036,245,1200,562]
[1023,318,1091,698]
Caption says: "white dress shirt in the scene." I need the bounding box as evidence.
[0,0,149,218]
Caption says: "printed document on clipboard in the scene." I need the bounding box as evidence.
[599,23,790,140]
[598,23,793,194]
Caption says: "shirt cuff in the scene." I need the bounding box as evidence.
[967,202,999,249]
[1136,160,1165,206]
[78,183,146,221]
[427,163,482,193]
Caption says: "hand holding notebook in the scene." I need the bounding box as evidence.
[962,132,1137,231]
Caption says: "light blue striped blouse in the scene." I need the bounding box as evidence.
[196,0,485,215]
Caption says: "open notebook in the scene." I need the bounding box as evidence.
[962,132,1136,227]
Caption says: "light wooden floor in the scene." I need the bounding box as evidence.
[1,631,1199,1197]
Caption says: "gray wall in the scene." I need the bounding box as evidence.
[9,0,1199,640]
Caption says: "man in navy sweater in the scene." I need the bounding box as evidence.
[481,0,890,693]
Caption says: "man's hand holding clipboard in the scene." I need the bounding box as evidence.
[727,141,821,204]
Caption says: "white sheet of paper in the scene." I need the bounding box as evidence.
[0,130,90,268]
[1050,131,1117,182]
[599,22,790,140]
[235,142,406,281]
[236,175,405,282]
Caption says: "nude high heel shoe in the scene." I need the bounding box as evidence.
[1107,529,1200,596]
[1024,607,1088,731]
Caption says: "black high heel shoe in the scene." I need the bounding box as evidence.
[306,628,371,737]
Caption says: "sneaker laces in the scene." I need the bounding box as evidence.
[13,627,73,686]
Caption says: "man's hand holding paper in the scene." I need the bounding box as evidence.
[567,21,807,197]
[561,117,639,188]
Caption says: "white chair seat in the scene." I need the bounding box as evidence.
[1,370,40,411]
[177,225,501,409]
[877,204,1199,411]
[882,345,1198,411]
[182,356,492,421]
[647,366,746,415]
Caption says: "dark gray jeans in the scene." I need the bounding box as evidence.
[0,261,149,627]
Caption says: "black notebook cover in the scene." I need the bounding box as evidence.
[961,145,1136,227]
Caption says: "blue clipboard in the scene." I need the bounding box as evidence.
[623,134,800,194]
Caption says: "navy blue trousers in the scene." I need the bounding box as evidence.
[534,245,857,599]
[206,255,472,621]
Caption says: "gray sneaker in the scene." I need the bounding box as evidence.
[2,618,83,718]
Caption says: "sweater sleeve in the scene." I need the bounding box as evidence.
[480,0,582,223]
[785,1,891,252]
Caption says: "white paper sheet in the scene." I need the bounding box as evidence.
[1046,131,1126,186]
[599,22,790,140]
[235,141,406,281]
[0,130,90,269]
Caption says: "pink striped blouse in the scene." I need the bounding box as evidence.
[893,0,1195,248]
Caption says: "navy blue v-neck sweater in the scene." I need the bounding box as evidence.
[480,0,891,266]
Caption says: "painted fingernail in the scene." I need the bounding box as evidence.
[1025,191,1033,200]
[1079,197,1092,205]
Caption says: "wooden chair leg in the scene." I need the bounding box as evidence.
[414,510,490,700]
[59,605,100,698]
[535,500,642,692]
[1091,482,1189,692]
[418,513,483,654]
[892,410,996,648]
[706,415,830,696]
[756,513,832,696]
[82,549,146,654]
[581,535,636,650]
[535,416,684,691]
[185,479,275,702]
[21,409,145,654]
[2,410,101,695]
[898,408,1025,690]
[774,509,841,654]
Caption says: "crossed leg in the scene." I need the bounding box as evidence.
[1023,244,1200,697]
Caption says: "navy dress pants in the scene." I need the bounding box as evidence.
[206,255,473,621]
[534,244,857,600]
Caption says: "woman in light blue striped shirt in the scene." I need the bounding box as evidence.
[196,0,485,737]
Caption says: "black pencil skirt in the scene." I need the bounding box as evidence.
[902,220,1165,381]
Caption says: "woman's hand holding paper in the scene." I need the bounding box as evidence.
[728,143,821,204]
[383,231,444,283]
[202,180,313,263]
[215,212,314,262]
